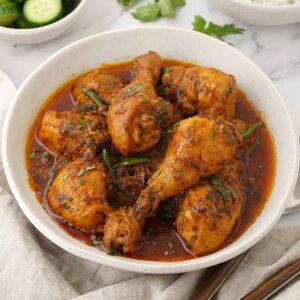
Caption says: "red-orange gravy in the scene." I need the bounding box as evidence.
[25,60,276,261]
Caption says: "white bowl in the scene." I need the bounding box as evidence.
[0,0,87,44]
[209,0,300,26]
[2,27,299,274]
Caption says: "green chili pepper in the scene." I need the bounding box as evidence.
[102,148,112,170]
[112,175,136,200]
[102,148,136,200]
[241,122,263,139]
[79,86,106,107]
[112,157,148,170]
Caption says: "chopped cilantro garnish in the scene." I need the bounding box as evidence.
[107,248,118,256]
[79,121,86,131]
[78,166,96,177]
[63,174,70,181]
[162,67,171,75]
[63,203,73,211]
[210,175,235,201]
[127,84,143,93]
[42,151,50,158]
[29,152,36,159]
[78,169,85,177]
[90,234,102,245]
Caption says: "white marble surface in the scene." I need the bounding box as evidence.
[0,0,300,228]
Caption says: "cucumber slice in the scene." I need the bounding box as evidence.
[0,3,20,27]
[23,0,63,27]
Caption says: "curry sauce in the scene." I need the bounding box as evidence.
[25,60,276,261]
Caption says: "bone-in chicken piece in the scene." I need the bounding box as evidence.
[177,161,243,255]
[47,159,112,233]
[72,70,125,109]
[38,109,108,160]
[103,116,242,252]
[107,51,173,156]
[161,66,236,120]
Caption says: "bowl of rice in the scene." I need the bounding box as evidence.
[209,0,300,26]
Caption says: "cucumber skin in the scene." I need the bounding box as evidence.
[23,0,64,27]
[25,10,63,27]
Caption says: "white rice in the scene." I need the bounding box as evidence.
[243,0,297,4]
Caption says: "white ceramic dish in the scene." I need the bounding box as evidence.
[0,70,16,153]
[209,0,300,26]
[0,0,86,44]
[2,27,300,274]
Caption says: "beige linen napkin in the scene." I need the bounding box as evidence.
[1,73,300,300]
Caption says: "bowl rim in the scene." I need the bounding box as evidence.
[225,0,300,9]
[2,26,299,274]
[0,0,87,35]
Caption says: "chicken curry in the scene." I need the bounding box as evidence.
[26,51,276,261]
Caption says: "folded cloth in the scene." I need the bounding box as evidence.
[1,74,300,300]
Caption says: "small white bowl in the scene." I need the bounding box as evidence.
[2,27,300,274]
[209,0,300,26]
[0,0,87,44]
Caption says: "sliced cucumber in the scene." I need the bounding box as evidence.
[23,0,63,27]
[0,3,20,26]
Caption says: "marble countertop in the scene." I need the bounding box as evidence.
[0,0,300,228]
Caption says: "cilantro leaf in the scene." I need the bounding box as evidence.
[132,3,161,22]
[193,15,207,32]
[158,0,176,18]
[90,234,102,246]
[132,0,185,23]
[210,175,236,201]
[118,0,141,9]
[193,15,245,39]
[29,152,36,160]
[172,0,185,6]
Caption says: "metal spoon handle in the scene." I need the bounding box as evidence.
[241,258,300,300]
[189,251,247,300]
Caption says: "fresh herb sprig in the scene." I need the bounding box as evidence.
[118,0,141,9]
[132,0,185,23]
[193,15,245,39]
